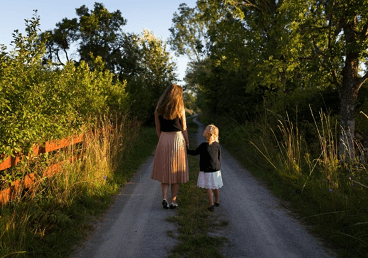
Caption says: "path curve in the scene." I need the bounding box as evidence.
[192,116,336,258]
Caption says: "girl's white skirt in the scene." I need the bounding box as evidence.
[197,170,223,189]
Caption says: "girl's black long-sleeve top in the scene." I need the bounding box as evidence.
[187,142,221,172]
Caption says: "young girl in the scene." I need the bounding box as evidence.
[187,124,223,211]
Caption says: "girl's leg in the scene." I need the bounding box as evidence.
[213,189,220,205]
[171,183,179,204]
[161,183,169,200]
[206,189,214,206]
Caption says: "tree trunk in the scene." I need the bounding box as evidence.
[338,21,359,161]
[338,79,357,160]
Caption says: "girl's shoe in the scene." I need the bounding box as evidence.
[214,202,220,207]
[170,203,178,209]
[207,205,215,211]
[162,199,169,209]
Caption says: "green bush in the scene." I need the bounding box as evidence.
[0,14,128,158]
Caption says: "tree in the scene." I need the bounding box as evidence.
[168,3,208,63]
[171,0,368,160]
[43,2,130,74]
[282,0,368,159]
[42,17,78,64]
[169,0,279,120]
[43,3,179,123]
[220,0,368,159]
[183,90,198,113]
[126,29,177,122]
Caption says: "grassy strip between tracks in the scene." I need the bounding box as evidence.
[167,117,227,258]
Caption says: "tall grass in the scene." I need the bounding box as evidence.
[0,114,155,258]
[250,111,303,178]
[208,109,368,258]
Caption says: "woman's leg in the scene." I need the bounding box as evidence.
[171,183,179,204]
[161,183,169,200]
[213,189,220,204]
[206,189,214,206]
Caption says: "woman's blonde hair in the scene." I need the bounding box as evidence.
[156,84,184,120]
[203,124,219,145]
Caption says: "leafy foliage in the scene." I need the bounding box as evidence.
[43,2,128,72]
[125,29,178,123]
[170,0,368,157]
[43,3,178,124]
[170,1,368,256]
[0,13,128,158]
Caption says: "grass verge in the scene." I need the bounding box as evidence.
[200,111,368,258]
[0,118,157,258]
[167,117,227,258]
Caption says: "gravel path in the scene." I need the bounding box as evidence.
[192,116,336,258]
[71,116,337,258]
[70,155,178,258]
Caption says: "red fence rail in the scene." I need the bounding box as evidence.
[0,134,84,206]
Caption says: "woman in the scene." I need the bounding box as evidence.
[151,84,189,209]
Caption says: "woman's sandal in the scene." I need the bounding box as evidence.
[170,203,178,209]
[207,205,215,211]
[162,199,169,209]
[214,202,220,207]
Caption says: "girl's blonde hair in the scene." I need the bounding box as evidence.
[203,124,219,145]
[155,84,184,120]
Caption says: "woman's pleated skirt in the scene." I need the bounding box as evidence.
[151,131,189,184]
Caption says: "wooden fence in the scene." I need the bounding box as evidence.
[0,134,84,206]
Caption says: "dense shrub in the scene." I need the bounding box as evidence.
[0,15,128,157]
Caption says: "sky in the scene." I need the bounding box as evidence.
[0,0,197,82]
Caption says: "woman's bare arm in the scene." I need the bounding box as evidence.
[154,111,161,138]
[181,109,189,148]
[183,130,189,148]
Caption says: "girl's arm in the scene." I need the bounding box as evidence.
[218,145,222,166]
[187,142,204,156]
[187,146,200,156]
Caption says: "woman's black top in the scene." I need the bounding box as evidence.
[187,142,221,172]
[159,115,183,132]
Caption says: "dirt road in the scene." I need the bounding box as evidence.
[70,156,178,258]
[71,116,336,258]
[192,117,335,258]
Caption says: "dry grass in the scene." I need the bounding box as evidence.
[208,109,368,258]
[0,114,155,258]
